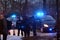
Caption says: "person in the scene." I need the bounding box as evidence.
[0,15,8,40]
[16,16,24,36]
[31,16,36,36]
[25,17,30,37]
[6,18,12,35]
[16,17,21,36]
[20,16,26,37]
[0,19,7,40]
[22,16,30,37]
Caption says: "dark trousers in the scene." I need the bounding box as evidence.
[18,29,24,36]
[27,31,30,37]
[33,30,36,36]
[3,33,7,40]
[24,30,30,37]
[18,29,20,36]
[21,30,24,36]
[24,31,27,37]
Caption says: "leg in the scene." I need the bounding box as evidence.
[24,31,26,37]
[18,29,20,36]
[21,30,23,36]
[27,30,30,37]
[33,30,36,36]
[3,33,7,40]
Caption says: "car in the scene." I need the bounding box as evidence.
[40,15,56,33]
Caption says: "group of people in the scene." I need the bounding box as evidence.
[0,15,37,40]
[16,16,31,37]
[16,16,37,37]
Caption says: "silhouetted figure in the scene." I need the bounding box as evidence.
[0,17,8,40]
[22,16,30,37]
[31,16,37,36]
[6,20,12,30]
[19,16,24,36]
[25,17,30,37]
[32,24,36,36]
[20,16,27,37]
[21,16,26,37]
[16,16,25,36]
[16,18,21,36]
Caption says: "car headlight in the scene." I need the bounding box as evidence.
[44,24,49,27]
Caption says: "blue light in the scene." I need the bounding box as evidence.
[36,11,44,17]
[11,15,16,18]
[49,28,53,31]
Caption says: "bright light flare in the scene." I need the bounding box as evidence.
[44,24,49,27]
[36,11,44,17]
[11,15,16,18]
[49,28,53,31]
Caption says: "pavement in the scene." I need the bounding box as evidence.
[0,31,57,40]
[7,35,22,40]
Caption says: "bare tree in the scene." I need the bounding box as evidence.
[56,0,60,40]
[43,0,46,14]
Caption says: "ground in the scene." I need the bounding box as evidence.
[0,32,57,40]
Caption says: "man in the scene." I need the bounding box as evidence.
[0,15,8,40]
[20,16,27,37]
[0,19,7,40]
[25,17,30,37]
[16,17,21,36]
[6,18,12,35]
[31,16,36,36]
[16,16,24,36]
